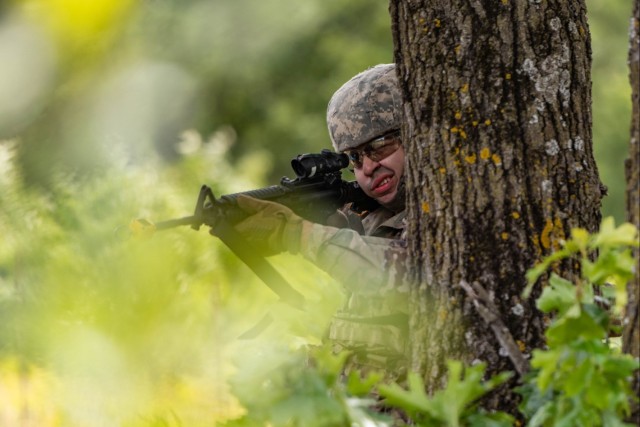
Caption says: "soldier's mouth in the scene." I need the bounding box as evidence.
[371,175,394,195]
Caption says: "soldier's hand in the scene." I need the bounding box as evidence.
[326,209,365,234]
[232,195,305,256]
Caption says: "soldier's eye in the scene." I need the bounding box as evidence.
[346,131,401,169]
[347,151,363,168]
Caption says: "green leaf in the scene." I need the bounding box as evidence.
[517,375,555,420]
[530,349,561,391]
[536,274,576,315]
[563,356,594,397]
[601,355,640,380]
[378,373,430,414]
[582,249,635,287]
[465,410,515,427]
[553,400,588,427]
[591,218,639,249]
[346,370,382,397]
[527,401,554,427]
[602,410,636,427]
[524,248,574,298]
[546,310,607,346]
[379,362,512,426]
[570,227,591,252]
[582,303,611,333]
[585,366,618,411]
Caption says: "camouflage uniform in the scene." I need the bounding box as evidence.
[319,63,410,379]
[299,208,409,379]
[338,207,410,378]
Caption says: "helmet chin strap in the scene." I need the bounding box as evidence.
[379,177,406,213]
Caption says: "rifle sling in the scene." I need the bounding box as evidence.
[211,219,306,310]
[237,313,274,340]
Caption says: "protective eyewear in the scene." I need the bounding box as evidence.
[345,130,402,169]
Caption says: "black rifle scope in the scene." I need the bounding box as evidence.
[291,149,349,179]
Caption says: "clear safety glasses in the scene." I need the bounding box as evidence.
[344,130,402,169]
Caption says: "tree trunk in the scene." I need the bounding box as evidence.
[389,0,604,411]
[623,0,640,420]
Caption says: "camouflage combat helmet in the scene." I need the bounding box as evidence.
[327,64,402,152]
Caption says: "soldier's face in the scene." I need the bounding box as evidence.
[352,143,405,208]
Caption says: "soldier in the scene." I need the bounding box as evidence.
[327,63,406,238]
[322,63,408,378]
[232,64,409,379]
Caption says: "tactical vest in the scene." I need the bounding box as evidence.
[328,206,409,380]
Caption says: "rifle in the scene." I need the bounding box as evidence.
[142,149,377,232]
[130,149,378,322]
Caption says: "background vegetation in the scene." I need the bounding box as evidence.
[0,0,634,425]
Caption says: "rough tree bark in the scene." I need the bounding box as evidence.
[623,0,639,420]
[389,0,604,410]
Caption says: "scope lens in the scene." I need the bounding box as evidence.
[291,159,310,177]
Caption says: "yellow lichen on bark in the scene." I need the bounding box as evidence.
[540,218,554,249]
[540,217,565,250]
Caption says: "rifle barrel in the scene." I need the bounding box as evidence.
[153,215,199,230]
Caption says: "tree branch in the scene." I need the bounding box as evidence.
[459,280,530,378]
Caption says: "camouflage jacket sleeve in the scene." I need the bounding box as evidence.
[298,221,409,295]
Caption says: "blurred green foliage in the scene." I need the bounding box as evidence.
[519,218,638,426]
[0,0,635,424]
[5,0,393,187]
[587,0,633,222]
[0,134,344,425]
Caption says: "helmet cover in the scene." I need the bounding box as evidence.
[327,64,402,152]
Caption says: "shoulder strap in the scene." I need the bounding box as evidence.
[210,219,306,309]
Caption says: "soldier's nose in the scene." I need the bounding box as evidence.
[361,155,379,175]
